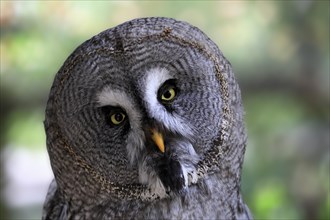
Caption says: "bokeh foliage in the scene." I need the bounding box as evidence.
[1,1,329,219]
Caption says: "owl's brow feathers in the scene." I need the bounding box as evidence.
[97,89,142,129]
[53,27,231,201]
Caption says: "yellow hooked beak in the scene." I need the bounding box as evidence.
[150,129,165,153]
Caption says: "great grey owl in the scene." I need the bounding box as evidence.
[43,17,252,219]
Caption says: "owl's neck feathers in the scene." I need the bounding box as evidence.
[47,25,241,202]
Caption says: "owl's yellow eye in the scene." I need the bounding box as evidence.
[157,79,178,105]
[110,112,126,125]
[161,87,176,102]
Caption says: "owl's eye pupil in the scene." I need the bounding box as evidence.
[115,113,123,121]
[163,91,172,99]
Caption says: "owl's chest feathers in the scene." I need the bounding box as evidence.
[79,174,240,219]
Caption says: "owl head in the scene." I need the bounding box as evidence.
[45,17,246,203]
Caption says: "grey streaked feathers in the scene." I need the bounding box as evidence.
[43,17,252,219]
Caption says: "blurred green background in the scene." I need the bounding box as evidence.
[0,1,329,219]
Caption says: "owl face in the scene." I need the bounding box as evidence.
[55,39,222,196]
[46,17,242,202]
